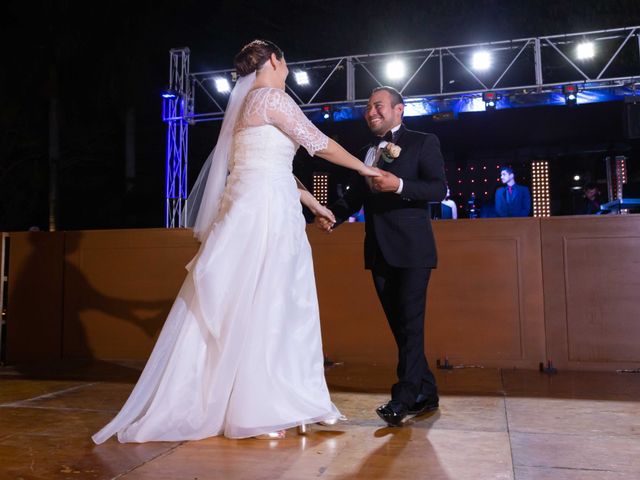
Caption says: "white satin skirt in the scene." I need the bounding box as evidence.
[92,168,340,443]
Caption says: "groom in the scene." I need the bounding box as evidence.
[315,86,446,427]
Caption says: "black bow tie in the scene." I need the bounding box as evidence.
[373,130,395,146]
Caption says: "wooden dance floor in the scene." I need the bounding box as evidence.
[1,362,640,479]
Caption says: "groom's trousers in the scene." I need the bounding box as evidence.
[371,256,438,408]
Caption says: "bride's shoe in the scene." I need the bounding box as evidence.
[296,416,343,435]
[255,430,286,439]
[318,417,341,426]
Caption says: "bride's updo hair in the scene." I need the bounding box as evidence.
[234,40,284,77]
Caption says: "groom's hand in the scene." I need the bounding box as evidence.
[314,216,334,233]
[372,171,401,192]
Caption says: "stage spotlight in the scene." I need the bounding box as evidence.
[294,71,310,86]
[573,175,581,181]
[482,91,499,111]
[386,59,406,80]
[563,84,577,106]
[215,78,231,94]
[162,89,178,99]
[322,105,332,120]
[576,42,595,60]
[472,51,492,71]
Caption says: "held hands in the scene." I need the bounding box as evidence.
[300,190,335,231]
[371,170,401,192]
[359,165,400,192]
[359,165,381,178]
[314,215,334,233]
[310,204,336,226]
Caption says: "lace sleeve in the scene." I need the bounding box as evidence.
[263,89,329,156]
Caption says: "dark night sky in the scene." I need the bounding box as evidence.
[2,0,640,229]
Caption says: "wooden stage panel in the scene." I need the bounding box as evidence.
[415,219,544,368]
[542,216,640,370]
[62,229,199,360]
[6,232,65,362]
[309,218,546,369]
[429,236,524,363]
[5,215,640,371]
[565,236,640,363]
[309,225,396,365]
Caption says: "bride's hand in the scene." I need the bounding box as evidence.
[311,205,336,225]
[299,189,335,226]
[359,165,381,177]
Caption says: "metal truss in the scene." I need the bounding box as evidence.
[163,26,640,227]
[162,48,192,228]
[176,25,640,123]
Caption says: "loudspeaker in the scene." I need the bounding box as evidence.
[623,97,640,139]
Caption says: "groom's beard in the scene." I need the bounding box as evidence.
[366,115,393,136]
[367,116,401,137]
[368,121,388,136]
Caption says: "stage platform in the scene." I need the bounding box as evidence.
[4,215,640,371]
[1,361,639,479]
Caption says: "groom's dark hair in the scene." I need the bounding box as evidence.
[371,86,404,106]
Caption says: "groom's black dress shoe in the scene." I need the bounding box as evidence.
[408,395,439,415]
[376,401,409,427]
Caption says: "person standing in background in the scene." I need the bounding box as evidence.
[577,183,602,215]
[495,166,531,217]
[440,186,458,219]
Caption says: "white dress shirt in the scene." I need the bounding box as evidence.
[365,124,404,194]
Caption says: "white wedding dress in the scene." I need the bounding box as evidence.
[93,87,340,443]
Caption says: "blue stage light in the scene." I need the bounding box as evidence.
[162,89,178,99]
[403,99,436,117]
[458,96,487,113]
[563,84,578,106]
[482,91,499,111]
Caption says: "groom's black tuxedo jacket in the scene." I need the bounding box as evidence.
[330,125,447,269]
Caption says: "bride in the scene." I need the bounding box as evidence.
[92,40,379,442]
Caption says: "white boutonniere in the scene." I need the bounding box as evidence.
[381,143,402,163]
